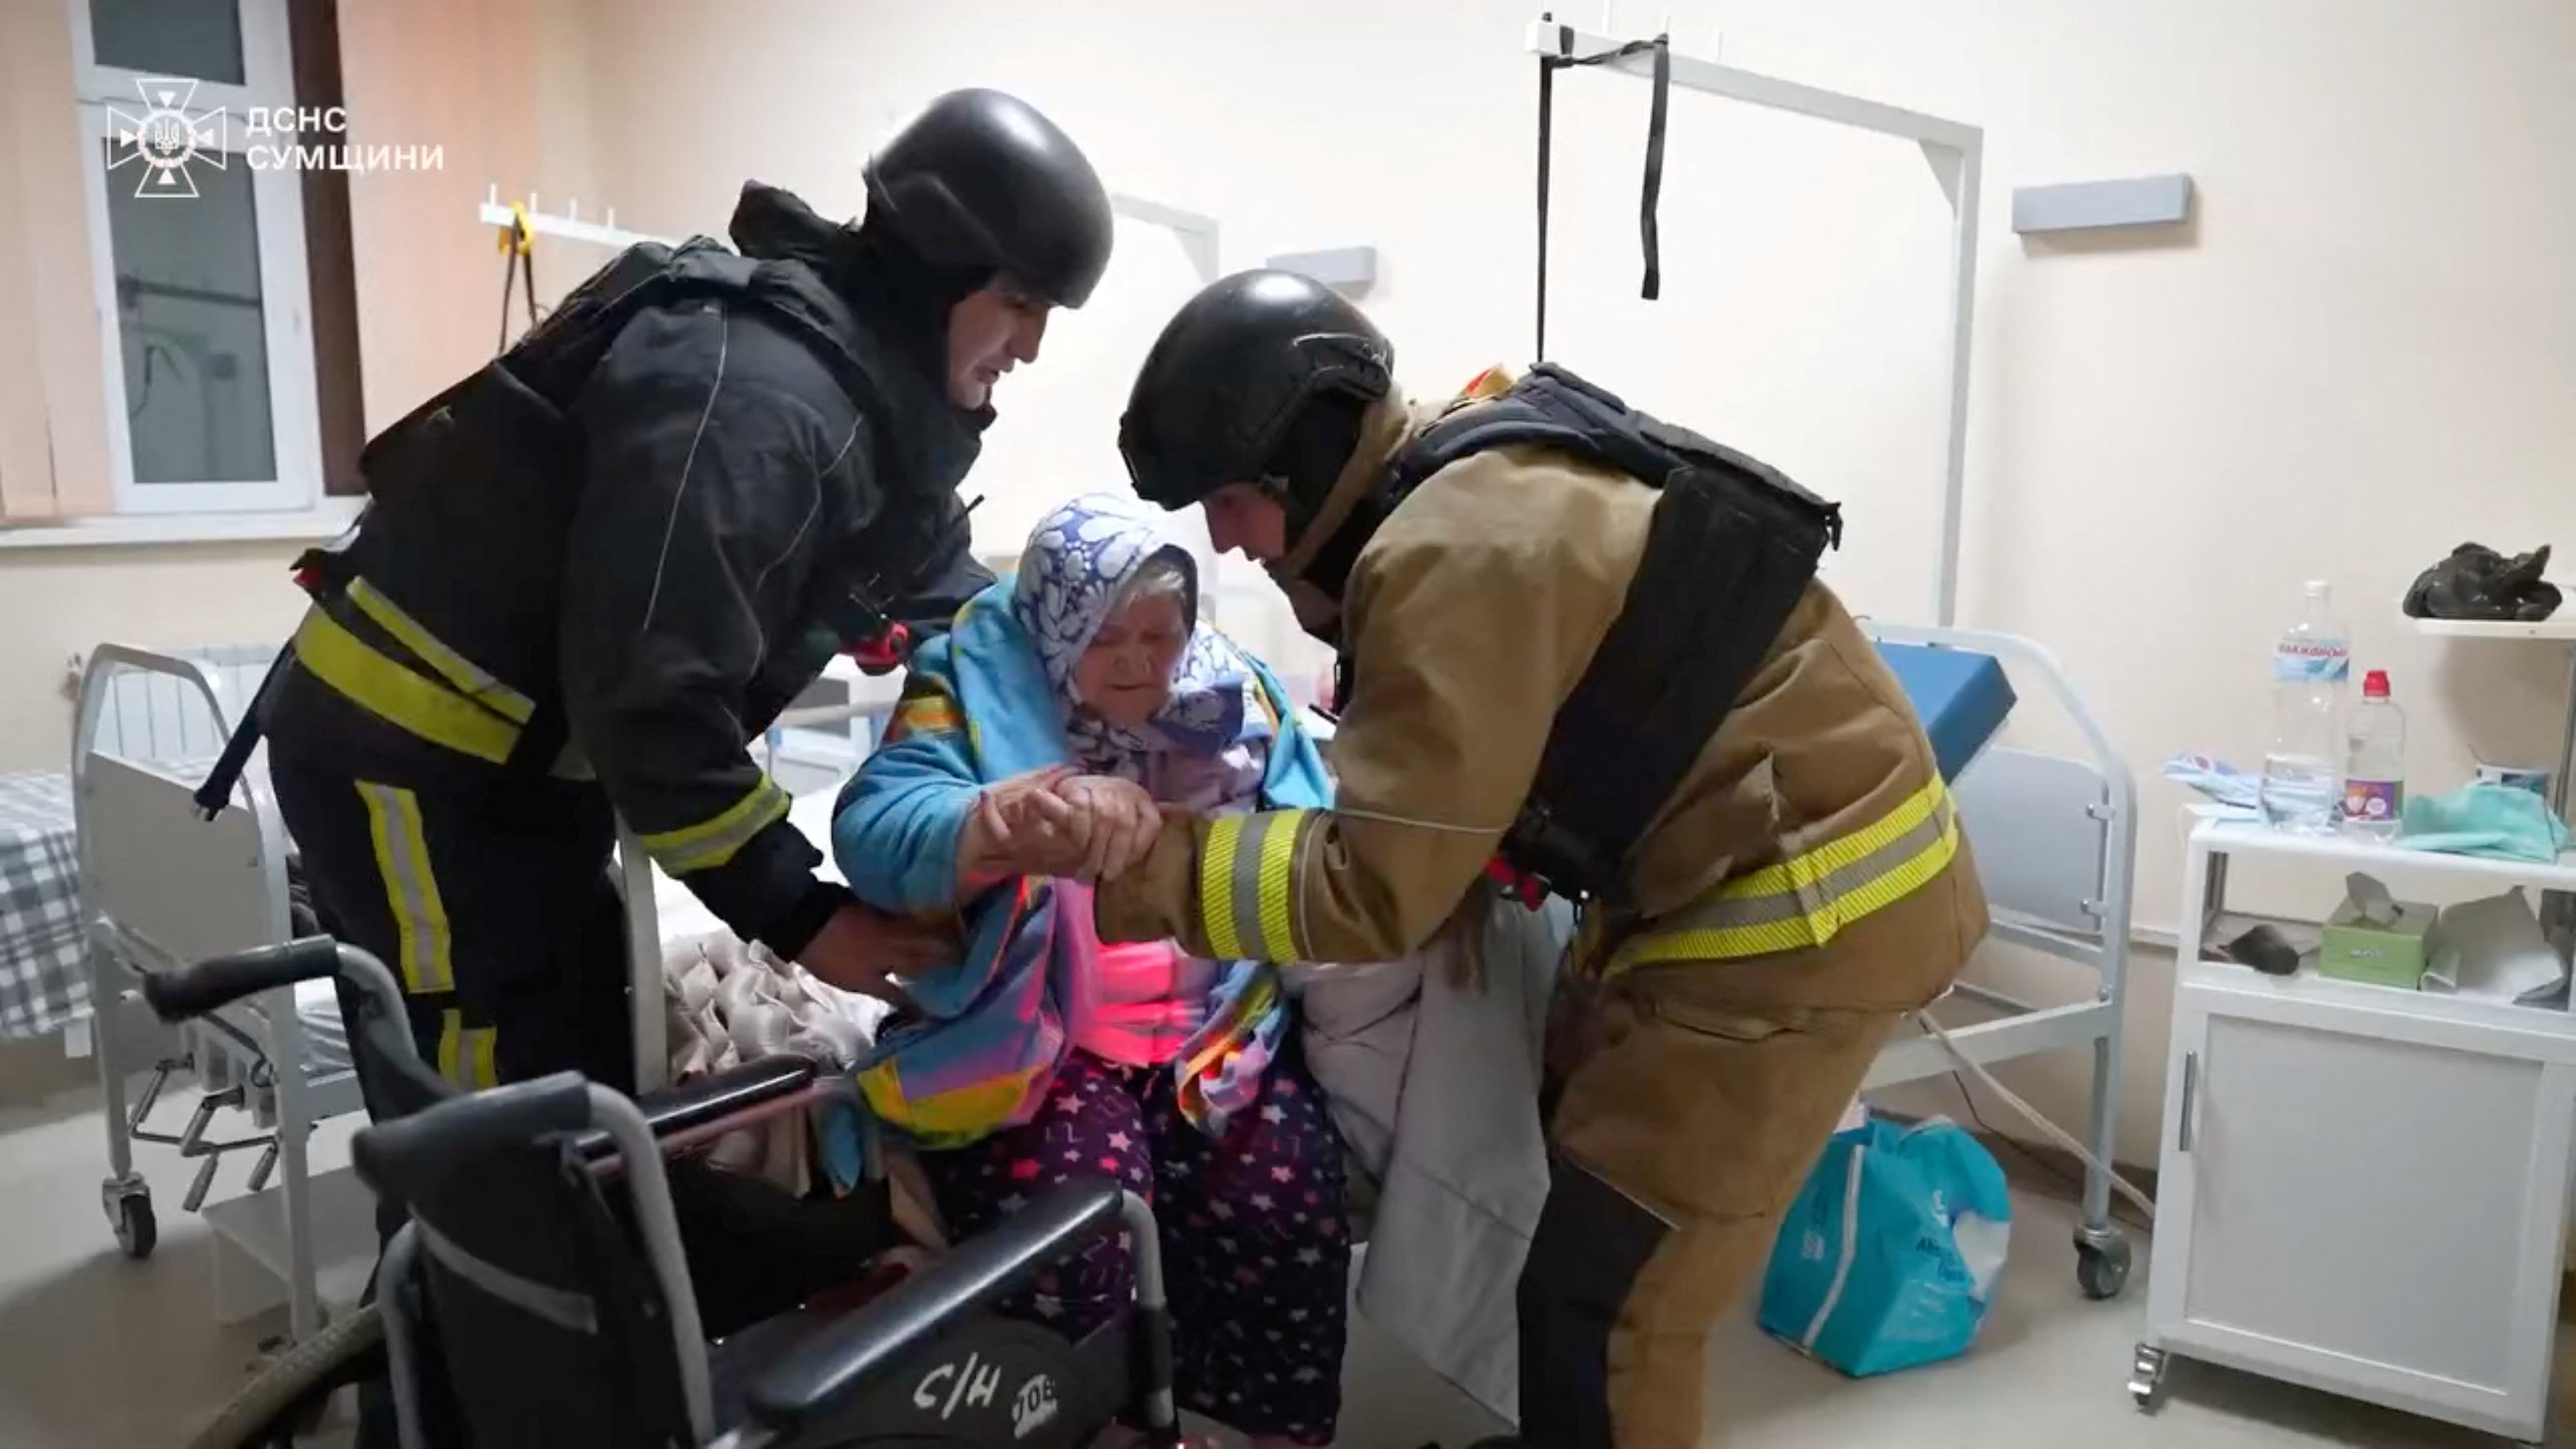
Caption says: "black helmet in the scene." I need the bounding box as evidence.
[1119,269,1394,513]
[863,89,1114,309]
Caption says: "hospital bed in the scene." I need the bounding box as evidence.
[70,641,904,1344]
[1864,623,2139,1299]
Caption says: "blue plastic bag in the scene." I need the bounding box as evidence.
[1756,1112,2012,1377]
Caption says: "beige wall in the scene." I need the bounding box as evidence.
[548,0,2576,1159]
[0,546,308,771]
[9,1,2575,1159]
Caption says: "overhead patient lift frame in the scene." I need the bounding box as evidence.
[1529,18,2139,1299]
[1527,16,1981,627]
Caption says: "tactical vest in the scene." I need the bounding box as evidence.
[1336,364,1843,907]
[195,240,942,814]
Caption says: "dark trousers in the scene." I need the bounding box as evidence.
[924,1049,1352,1445]
[272,757,631,1113]
[270,757,898,1444]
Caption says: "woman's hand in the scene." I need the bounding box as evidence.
[797,903,955,998]
[956,769,1167,885]
[955,765,1078,891]
[1048,773,1163,880]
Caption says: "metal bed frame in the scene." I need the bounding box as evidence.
[1860,621,2140,1297]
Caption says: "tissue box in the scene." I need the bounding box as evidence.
[2320,898,2437,989]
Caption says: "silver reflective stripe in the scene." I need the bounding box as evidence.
[358,784,454,996]
[414,1216,598,1336]
[1800,1141,1867,1354]
[1222,811,1304,961]
[1678,792,1955,932]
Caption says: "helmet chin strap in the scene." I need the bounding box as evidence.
[1272,392,1416,595]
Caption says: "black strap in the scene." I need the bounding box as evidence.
[1534,27,1674,362]
[1641,37,1668,302]
[191,651,290,820]
[194,536,360,818]
[1536,42,1556,362]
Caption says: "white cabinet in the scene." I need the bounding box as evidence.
[2139,816,2576,1444]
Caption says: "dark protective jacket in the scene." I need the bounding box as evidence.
[260,183,994,958]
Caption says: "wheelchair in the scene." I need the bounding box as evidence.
[143,938,1181,1449]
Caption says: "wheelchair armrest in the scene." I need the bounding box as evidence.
[573,1055,821,1164]
[741,1177,1126,1434]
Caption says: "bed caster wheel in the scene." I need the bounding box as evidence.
[2129,1343,2167,1412]
[103,1177,156,1260]
[2076,1230,2131,1300]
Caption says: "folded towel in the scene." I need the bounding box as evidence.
[2163,754,2264,812]
[2398,782,2571,863]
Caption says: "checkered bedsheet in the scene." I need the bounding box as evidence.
[0,771,85,1040]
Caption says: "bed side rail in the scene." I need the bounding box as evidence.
[1860,621,2139,949]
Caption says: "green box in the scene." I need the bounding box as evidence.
[2319,898,2437,989]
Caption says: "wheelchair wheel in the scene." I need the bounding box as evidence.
[188,1304,384,1449]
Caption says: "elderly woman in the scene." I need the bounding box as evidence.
[833,493,1348,1447]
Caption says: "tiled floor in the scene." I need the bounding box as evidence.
[0,1079,2565,1448]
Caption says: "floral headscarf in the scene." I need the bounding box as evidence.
[1010,493,1270,790]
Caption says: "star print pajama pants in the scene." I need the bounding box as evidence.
[924,1046,1350,1444]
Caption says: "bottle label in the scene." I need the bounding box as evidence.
[2275,641,2351,684]
[2343,777,2402,823]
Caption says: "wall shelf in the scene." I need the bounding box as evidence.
[2406,590,2576,818]
[2406,613,2576,642]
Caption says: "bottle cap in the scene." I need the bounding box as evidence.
[2363,669,2390,698]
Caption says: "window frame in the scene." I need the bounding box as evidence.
[68,0,327,517]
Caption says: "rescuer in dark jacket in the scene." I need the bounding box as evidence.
[264,88,1111,1089]
[250,92,1114,1358]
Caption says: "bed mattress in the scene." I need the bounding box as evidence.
[1873,641,2017,783]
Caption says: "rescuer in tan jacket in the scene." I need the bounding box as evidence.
[985,269,1988,1449]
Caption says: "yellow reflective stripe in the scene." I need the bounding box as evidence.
[641,778,793,876]
[464,1024,497,1089]
[294,610,519,765]
[1616,777,1959,969]
[433,1010,499,1091]
[882,688,963,744]
[1717,775,1949,906]
[1200,814,1249,959]
[1198,809,1313,962]
[343,579,535,725]
[358,782,455,996]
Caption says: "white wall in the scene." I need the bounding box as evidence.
[14,1,2572,1150]
[539,0,2576,1162]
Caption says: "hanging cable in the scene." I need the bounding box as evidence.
[1914,1008,2159,1222]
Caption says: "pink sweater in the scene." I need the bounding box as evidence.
[1079,939,1221,1066]
[1070,717,1268,1067]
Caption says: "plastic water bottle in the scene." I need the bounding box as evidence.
[2341,670,2406,840]
[2259,581,2349,834]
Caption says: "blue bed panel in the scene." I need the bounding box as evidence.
[1872,642,2017,784]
